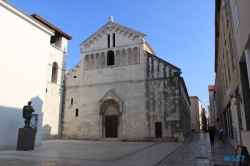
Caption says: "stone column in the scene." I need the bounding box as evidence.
[245,49,250,89]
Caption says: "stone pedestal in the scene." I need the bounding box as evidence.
[16,128,36,151]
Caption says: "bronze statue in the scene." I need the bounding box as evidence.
[23,101,35,128]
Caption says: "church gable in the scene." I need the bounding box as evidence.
[79,16,146,53]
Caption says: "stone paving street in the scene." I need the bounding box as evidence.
[159,133,236,166]
[0,133,236,166]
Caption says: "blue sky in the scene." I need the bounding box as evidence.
[8,0,215,109]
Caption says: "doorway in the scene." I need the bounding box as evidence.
[155,122,162,138]
[105,116,118,138]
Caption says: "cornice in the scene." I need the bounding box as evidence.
[79,21,146,48]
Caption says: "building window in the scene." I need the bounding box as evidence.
[71,98,73,105]
[107,34,110,48]
[46,88,47,93]
[51,62,58,83]
[234,3,240,30]
[73,76,77,78]
[113,33,115,47]
[107,50,114,66]
[75,109,78,117]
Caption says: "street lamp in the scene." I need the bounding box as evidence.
[226,88,242,104]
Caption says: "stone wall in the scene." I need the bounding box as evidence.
[43,44,67,139]
[62,50,190,142]
[144,53,190,141]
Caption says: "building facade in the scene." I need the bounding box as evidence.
[214,0,250,154]
[189,96,203,132]
[30,14,72,140]
[0,0,72,149]
[208,85,217,128]
[0,0,54,150]
[61,17,191,142]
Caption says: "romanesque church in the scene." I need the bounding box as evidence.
[61,16,191,142]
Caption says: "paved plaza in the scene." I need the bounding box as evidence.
[0,133,235,166]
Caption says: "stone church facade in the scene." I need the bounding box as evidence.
[62,17,191,142]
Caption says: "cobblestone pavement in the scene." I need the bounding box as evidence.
[159,132,235,166]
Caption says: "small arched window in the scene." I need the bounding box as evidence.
[107,50,114,66]
[51,62,58,83]
[107,34,110,48]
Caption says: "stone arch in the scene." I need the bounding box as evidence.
[51,62,58,83]
[116,50,121,66]
[122,49,126,65]
[133,47,139,63]
[100,52,106,68]
[100,99,120,115]
[128,33,133,38]
[133,35,138,41]
[90,54,95,69]
[128,48,133,64]
[95,53,100,68]
[124,30,129,36]
[84,55,89,70]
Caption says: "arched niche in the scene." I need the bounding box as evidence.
[51,62,58,83]
[107,50,115,66]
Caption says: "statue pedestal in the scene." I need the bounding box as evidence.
[16,128,36,151]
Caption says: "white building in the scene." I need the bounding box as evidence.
[189,96,203,132]
[61,16,191,142]
[208,85,216,128]
[0,0,71,150]
[30,14,72,140]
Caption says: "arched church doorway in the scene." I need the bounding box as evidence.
[105,115,118,137]
[100,99,120,138]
